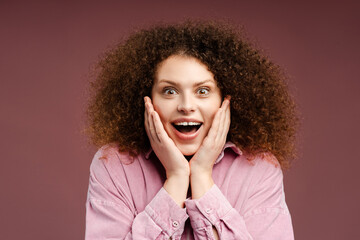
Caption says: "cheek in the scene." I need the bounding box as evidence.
[209,108,219,123]
[206,98,222,120]
[202,104,220,124]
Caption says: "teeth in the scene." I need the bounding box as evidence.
[174,122,201,126]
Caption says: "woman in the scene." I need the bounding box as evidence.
[85,19,298,239]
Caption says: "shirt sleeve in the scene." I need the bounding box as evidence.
[85,151,188,240]
[184,159,294,240]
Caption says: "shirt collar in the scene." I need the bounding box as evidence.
[144,141,242,164]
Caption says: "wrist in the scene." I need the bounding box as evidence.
[189,164,212,178]
[166,168,190,179]
[190,173,214,199]
[189,151,215,175]
[164,175,189,208]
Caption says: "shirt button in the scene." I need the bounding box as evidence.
[172,221,179,228]
[205,208,212,214]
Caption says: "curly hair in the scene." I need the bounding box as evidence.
[86,19,299,169]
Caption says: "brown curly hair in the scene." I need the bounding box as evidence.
[86,19,299,169]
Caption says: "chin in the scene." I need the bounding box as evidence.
[177,144,200,156]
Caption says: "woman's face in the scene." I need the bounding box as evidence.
[151,55,222,156]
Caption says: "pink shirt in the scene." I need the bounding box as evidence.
[85,142,294,239]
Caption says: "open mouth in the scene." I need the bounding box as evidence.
[172,122,202,134]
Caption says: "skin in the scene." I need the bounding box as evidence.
[144,55,230,239]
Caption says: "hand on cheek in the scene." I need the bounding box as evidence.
[144,96,191,207]
[190,96,231,177]
[144,96,190,178]
[189,96,230,200]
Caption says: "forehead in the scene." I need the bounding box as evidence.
[154,55,216,85]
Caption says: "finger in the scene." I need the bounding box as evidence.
[145,99,159,143]
[216,98,230,142]
[220,99,231,141]
[149,111,161,142]
[144,97,152,121]
[144,96,155,114]
[225,98,231,126]
[215,98,229,140]
[144,97,150,124]
[144,102,155,142]
[148,112,159,142]
[216,103,227,142]
[144,105,148,132]
[152,111,168,143]
[144,97,149,135]
[145,96,155,112]
[220,96,231,110]
[146,97,160,142]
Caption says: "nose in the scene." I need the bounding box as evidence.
[177,94,195,114]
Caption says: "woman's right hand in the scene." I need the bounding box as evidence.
[144,96,190,178]
[144,97,190,208]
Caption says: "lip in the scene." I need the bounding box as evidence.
[170,118,203,141]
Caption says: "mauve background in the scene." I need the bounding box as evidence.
[1,0,359,239]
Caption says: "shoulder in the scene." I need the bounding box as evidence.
[87,144,144,213]
[89,143,138,183]
[241,152,290,215]
[91,143,135,166]
[245,151,283,185]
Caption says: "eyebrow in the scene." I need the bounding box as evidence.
[157,79,216,86]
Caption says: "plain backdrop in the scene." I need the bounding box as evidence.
[1,0,359,239]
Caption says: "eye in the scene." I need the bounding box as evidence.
[197,87,210,95]
[163,87,177,95]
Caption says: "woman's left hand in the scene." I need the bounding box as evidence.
[189,96,231,178]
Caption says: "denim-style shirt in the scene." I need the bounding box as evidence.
[85,142,294,239]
